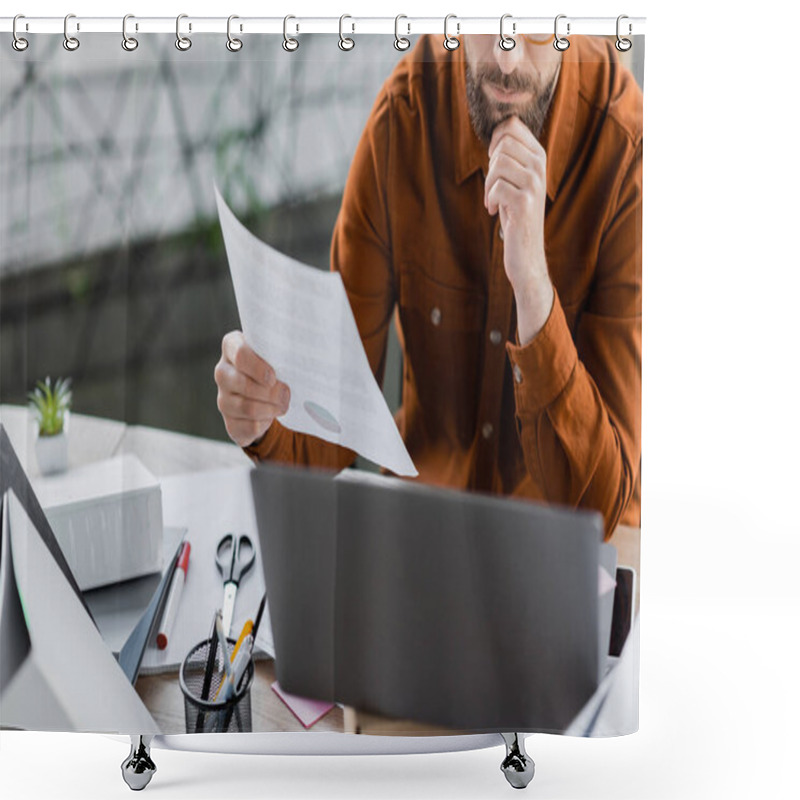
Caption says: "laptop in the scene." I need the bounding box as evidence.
[251,463,609,733]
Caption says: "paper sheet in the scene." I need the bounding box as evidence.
[214,186,416,477]
[139,467,273,674]
[271,681,335,729]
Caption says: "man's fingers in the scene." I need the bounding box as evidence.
[214,360,282,403]
[216,364,291,415]
[221,331,276,386]
[490,140,529,172]
[224,417,275,449]
[486,179,527,218]
[484,153,529,208]
[490,135,545,178]
[216,389,289,422]
[484,133,547,212]
[488,116,543,158]
[216,331,292,448]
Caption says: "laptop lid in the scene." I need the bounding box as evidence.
[251,463,604,733]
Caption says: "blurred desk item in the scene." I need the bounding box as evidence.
[612,524,641,616]
[0,404,126,477]
[346,523,640,737]
[0,404,250,478]
[118,424,250,478]
[32,454,164,591]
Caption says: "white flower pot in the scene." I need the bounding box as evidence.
[35,431,69,475]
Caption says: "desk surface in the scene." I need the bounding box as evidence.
[1,404,640,737]
[0,404,251,479]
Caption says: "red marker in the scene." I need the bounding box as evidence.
[157,542,191,650]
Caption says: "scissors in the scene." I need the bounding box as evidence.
[215,533,255,637]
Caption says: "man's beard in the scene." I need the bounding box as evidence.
[465,62,558,145]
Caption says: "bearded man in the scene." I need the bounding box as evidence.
[214,33,643,538]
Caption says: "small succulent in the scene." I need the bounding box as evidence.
[28,376,72,437]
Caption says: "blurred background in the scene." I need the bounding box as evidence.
[0,33,405,441]
[0,33,642,442]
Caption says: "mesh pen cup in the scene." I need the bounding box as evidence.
[179,638,255,734]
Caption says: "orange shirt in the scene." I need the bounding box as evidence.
[247,35,642,537]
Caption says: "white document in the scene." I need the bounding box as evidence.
[139,467,274,674]
[215,187,417,477]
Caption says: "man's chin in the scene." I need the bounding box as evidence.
[488,107,521,133]
[492,105,516,121]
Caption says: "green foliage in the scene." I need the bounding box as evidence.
[28,376,72,437]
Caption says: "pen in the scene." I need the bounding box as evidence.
[156,541,191,650]
[212,612,234,701]
[201,612,220,699]
[220,641,253,703]
[250,592,267,647]
[234,635,254,692]
[214,611,233,674]
[195,610,220,733]
[229,619,253,663]
[211,618,251,701]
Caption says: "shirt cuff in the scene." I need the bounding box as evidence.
[505,290,578,415]
[242,420,286,462]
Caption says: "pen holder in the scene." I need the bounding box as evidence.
[179,638,255,734]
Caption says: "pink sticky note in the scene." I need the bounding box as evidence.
[599,566,617,597]
[271,681,335,728]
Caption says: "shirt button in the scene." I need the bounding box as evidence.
[489,329,503,346]
[498,227,504,241]
[430,307,442,326]
[481,422,494,439]
[513,364,523,384]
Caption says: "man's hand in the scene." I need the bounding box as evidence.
[485,116,555,345]
[214,331,291,448]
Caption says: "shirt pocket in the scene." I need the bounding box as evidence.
[397,265,487,448]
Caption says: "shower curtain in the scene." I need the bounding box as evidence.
[0,22,643,745]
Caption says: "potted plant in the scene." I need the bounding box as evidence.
[28,376,72,475]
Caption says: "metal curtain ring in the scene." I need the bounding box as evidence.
[175,14,192,51]
[394,14,410,51]
[12,14,29,52]
[443,14,460,51]
[122,14,138,51]
[554,14,570,51]
[63,13,80,51]
[227,15,243,52]
[499,14,515,51]
[283,15,299,51]
[616,14,632,52]
[339,14,354,51]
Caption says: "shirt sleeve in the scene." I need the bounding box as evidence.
[505,140,642,538]
[244,88,396,471]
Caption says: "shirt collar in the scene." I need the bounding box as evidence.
[451,38,580,202]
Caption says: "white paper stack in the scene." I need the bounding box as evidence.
[32,454,163,591]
